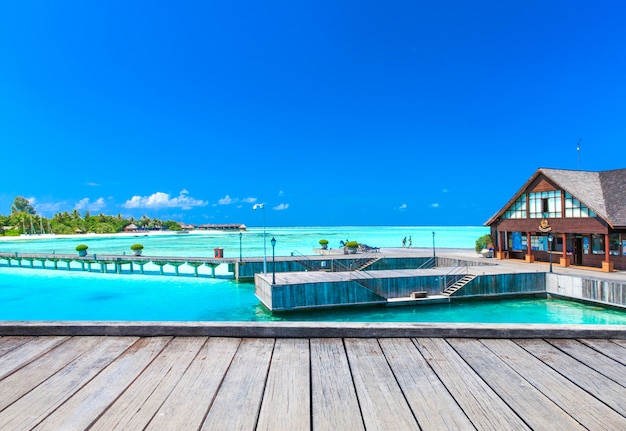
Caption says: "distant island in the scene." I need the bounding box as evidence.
[0,195,244,236]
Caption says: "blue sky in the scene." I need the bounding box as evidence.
[1,1,625,227]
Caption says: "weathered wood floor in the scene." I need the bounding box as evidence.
[1,336,625,430]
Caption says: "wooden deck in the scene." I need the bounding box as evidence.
[1,335,625,430]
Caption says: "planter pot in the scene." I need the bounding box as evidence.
[320,244,328,250]
[78,250,87,257]
[133,250,143,256]
[347,247,357,254]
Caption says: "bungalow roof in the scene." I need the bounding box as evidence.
[485,167,626,228]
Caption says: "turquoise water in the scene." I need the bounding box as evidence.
[0,225,487,258]
[1,225,626,324]
[1,268,626,323]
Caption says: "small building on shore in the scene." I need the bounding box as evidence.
[485,168,626,272]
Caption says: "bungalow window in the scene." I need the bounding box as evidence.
[529,191,561,218]
[503,195,526,219]
[564,192,596,218]
[609,234,620,256]
[591,234,605,254]
[530,235,548,251]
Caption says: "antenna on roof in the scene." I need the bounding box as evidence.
[576,138,581,169]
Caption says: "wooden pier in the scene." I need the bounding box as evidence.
[0,251,239,278]
[1,328,625,430]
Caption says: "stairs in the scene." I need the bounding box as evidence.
[355,257,381,271]
[442,274,476,296]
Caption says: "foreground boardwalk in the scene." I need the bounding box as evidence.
[1,335,626,430]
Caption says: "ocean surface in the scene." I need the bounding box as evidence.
[2,225,626,324]
[0,225,488,258]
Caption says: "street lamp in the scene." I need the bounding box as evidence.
[253,203,267,275]
[239,231,243,263]
[548,234,553,273]
[432,231,436,260]
[271,237,276,284]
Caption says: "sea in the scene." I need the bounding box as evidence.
[2,225,626,324]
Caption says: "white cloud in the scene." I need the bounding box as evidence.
[26,196,37,205]
[273,203,289,211]
[34,202,64,215]
[123,190,207,210]
[398,203,408,211]
[442,188,448,193]
[278,190,285,197]
[75,197,106,212]
[242,197,257,203]
[431,203,440,208]
[85,182,100,187]
[218,195,235,205]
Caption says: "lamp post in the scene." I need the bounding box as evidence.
[271,237,276,284]
[253,203,267,275]
[239,231,242,263]
[548,234,553,273]
[432,231,436,260]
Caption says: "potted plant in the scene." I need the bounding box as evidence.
[345,240,359,254]
[319,239,329,250]
[75,244,88,257]
[130,243,144,256]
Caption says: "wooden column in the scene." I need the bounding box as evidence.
[525,232,534,263]
[602,233,614,272]
[559,233,570,267]
[496,231,506,259]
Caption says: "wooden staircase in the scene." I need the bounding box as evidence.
[355,257,381,271]
[442,274,476,296]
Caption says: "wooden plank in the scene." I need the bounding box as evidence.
[256,338,311,431]
[513,339,626,421]
[485,339,626,430]
[32,337,171,431]
[450,338,586,430]
[310,338,364,431]
[0,336,107,411]
[378,338,474,430]
[344,338,419,430]
[611,339,626,350]
[200,338,275,431]
[0,336,34,358]
[547,339,626,388]
[0,336,68,380]
[414,338,531,431]
[89,337,207,431]
[145,337,241,431]
[0,336,138,430]
[580,339,626,366]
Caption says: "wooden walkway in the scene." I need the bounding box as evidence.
[1,335,625,430]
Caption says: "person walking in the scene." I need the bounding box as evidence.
[402,237,407,247]
[408,236,412,248]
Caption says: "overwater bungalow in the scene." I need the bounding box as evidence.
[123,223,139,233]
[199,223,247,231]
[486,167,626,271]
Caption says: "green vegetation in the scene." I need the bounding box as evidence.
[130,243,144,251]
[11,196,35,214]
[318,239,329,245]
[75,244,88,252]
[344,240,359,248]
[0,195,183,236]
[475,234,493,253]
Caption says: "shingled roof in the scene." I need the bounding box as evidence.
[486,167,626,228]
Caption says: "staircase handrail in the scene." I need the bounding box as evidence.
[419,257,436,269]
[290,250,317,271]
[442,264,469,290]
